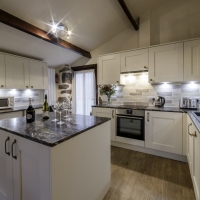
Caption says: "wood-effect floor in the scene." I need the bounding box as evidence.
[103,146,195,200]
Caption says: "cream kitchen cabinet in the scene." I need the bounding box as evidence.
[120,49,148,72]
[148,42,184,83]
[184,39,200,82]
[187,115,200,200]
[29,60,48,89]
[5,55,29,89]
[92,107,116,141]
[3,52,48,90]
[0,131,50,200]
[0,53,6,89]
[145,111,183,155]
[98,54,120,85]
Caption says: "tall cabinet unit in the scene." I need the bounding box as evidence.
[120,49,148,72]
[98,54,120,85]
[148,42,183,83]
[29,60,48,89]
[184,39,200,81]
[5,55,29,89]
[187,115,200,200]
[145,111,183,155]
[0,53,6,89]
[92,107,116,141]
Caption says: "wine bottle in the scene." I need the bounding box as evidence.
[26,98,35,123]
[42,94,49,120]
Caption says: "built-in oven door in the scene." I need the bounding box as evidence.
[117,115,144,140]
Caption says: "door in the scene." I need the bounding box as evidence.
[145,111,183,155]
[0,130,13,200]
[29,60,48,89]
[5,55,29,89]
[184,39,200,82]
[121,49,148,72]
[12,135,50,200]
[98,54,120,85]
[92,107,116,141]
[149,42,183,83]
[187,115,193,174]
[192,125,200,200]
[0,53,6,89]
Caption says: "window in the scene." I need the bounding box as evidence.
[73,69,96,115]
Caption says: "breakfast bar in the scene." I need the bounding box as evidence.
[0,113,111,200]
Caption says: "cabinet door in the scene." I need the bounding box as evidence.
[5,55,29,89]
[187,115,193,174]
[121,49,148,72]
[29,60,48,89]
[92,107,116,141]
[149,42,183,83]
[98,54,120,85]
[145,111,183,155]
[184,39,200,82]
[12,136,50,200]
[192,125,200,200]
[0,130,13,200]
[0,53,6,89]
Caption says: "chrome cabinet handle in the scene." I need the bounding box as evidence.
[112,110,114,118]
[11,139,17,159]
[147,112,149,121]
[188,123,193,136]
[144,66,147,69]
[26,86,29,88]
[1,85,4,88]
[150,79,153,82]
[193,131,197,137]
[31,86,33,88]
[5,137,10,156]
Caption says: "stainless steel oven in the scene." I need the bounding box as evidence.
[116,109,145,141]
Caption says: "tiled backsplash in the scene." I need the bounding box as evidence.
[100,73,200,107]
[0,90,44,107]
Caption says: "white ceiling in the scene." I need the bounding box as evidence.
[0,23,82,67]
[0,0,171,67]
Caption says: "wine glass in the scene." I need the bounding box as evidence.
[56,102,65,126]
[51,101,59,122]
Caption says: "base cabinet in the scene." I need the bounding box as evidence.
[92,107,115,141]
[145,111,183,155]
[187,115,200,200]
[0,131,50,200]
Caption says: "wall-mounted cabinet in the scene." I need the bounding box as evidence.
[0,53,5,89]
[120,49,148,72]
[0,52,48,90]
[29,60,48,89]
[148,42,184,83]
[184,39,200,82]
[98,53,120,85]
[5,55,29,89]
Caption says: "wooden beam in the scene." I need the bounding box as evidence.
[118,0,139,31]
[0,9,91,58]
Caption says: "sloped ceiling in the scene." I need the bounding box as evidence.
[0,0,170,67]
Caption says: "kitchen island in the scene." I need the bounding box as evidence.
[0,113,111,200]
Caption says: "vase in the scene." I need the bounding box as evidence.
[107,96,111,106]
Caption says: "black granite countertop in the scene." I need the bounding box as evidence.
[0,104,43,114]
[187,111,200,132]
[0,113,110,147]
[92,104,199,113]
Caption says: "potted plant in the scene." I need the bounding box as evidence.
[99,85,116,106]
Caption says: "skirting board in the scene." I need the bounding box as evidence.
[111,141,187,163]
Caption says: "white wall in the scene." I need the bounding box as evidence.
[150,0,200,45]
[72,0,200,67]
[72,11,151,67]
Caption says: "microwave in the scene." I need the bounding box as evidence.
[0,97,14,109]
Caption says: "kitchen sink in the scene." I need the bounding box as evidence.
[193,112,200,117]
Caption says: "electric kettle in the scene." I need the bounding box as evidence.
[152,96,165,107]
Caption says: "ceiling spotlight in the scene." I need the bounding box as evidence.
[50,21,72,39]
